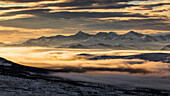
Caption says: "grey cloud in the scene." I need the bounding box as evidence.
[0,8,168,31]
[0,0,169,33]
[42,0,147,7]
[0,0,55,2]
[0,0,148,3]
[86,19,170,31]
[0,10,150,30]
[0,6,30,11]
[66,4,138,10]
[152,9,169,12]
[141,3,170,10]
[4,9,150,19]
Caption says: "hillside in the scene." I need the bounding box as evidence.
[0,57,170,95]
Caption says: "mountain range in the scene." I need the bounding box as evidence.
[19,31,170,50]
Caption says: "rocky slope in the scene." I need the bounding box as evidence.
[0,57,170,96]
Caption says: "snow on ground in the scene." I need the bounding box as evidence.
[0,74,170,96]
[51,72,170,91]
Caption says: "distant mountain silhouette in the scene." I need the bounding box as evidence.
[8,31,169,50]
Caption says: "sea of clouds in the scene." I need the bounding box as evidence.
[0,47,170,90]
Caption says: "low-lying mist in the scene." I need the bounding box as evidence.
[0,47,169,75]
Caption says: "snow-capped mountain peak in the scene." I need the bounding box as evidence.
[75,31,91,36]
[123,31,145,38]
[95,32,108,37]
[108,32,118,36]
[73,31,93,40]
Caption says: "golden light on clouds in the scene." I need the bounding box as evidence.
[0,14,35,21]
[0,26,64,43]
[0,0,169,43]
[0,47,169,73]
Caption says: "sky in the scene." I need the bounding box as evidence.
[0,0,169,43]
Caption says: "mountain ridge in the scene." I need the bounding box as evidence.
[6,31,170,50]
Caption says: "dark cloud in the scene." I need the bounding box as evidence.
[0,0,169,36]
[142,3,170,10]
[152,9,169,12]
[0,7,168,32]
[0,0,148,3]
[0,0,55,3]
[49,67,151,73]
[4,9,150,19]
[0,8,152,30]
[66,4,138,10]
[42,0,147,7]
[0,6,29,10]
[86,19,170,31]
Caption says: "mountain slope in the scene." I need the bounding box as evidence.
[122,31,145,39]
[165,34,170,39]
[88,32,118,41]
[20,31,170,50]
[23,31,93,47]
[161,45,170,50]
[142,35,158,42]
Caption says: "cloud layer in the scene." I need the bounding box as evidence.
[0,0,169,43]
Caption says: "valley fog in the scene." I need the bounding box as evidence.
[0,47,170,90]
[0,47,169,73]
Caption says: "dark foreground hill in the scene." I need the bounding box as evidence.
[0,57,170,96]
